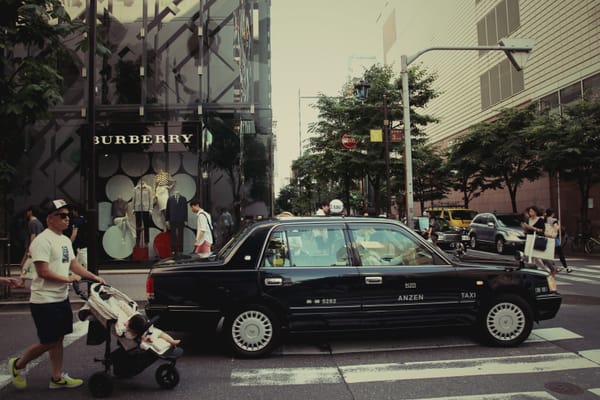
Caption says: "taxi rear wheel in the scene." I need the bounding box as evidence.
[478,294,533,347]
[225,305,280,358]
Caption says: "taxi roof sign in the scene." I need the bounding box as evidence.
[329,199,344,215]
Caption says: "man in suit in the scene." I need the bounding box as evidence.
[165,192,187,255]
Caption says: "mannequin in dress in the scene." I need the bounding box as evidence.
[111,197,136,244]
[154,169,175,230]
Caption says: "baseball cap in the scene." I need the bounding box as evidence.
[44,199,70,215]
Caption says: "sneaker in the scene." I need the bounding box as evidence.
[49,373,83,389]
[566,267,573,273]
[8,357,27,390]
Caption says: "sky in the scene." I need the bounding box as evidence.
[270,1,384,193]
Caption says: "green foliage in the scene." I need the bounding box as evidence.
[291,63,438,215]
[535,97,600,220]
[0,0,91,189]
[412,143,449,210]
[447,105,542,212]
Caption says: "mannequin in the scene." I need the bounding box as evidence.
[154,169,175,230]
[133,180,153,247]
[165,190,187,255]
[111,198,136,244]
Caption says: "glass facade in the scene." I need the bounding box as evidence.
[7,0,272,267]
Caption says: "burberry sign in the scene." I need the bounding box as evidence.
[93,134,194,145]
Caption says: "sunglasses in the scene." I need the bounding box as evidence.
[53,212,70,219]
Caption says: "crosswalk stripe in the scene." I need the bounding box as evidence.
[557,275,595,283]
[231,351,600,386]
[341,352,599,384]
[580,349,600,363]
[529,327,582,341]
[403,391,559,400]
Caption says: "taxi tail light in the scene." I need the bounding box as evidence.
[146,276,155,299]
[547,275,557,292]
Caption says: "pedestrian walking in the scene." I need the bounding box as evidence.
[316,201,329,216]
[544,208,572,273]
[17,205,45,287]
[190,198,214,256]
[67,205,88,269]
[9,199,105,391]
[216,206,234,248]
[521,205,557,276]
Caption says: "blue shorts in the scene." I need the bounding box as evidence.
[30,299,73,344]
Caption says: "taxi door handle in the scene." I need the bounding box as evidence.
[264,278,283,286]
[365,276,382,285]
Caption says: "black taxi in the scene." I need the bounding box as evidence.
[145,216,561,358]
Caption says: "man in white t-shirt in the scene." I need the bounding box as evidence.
[190,198,213,256]
[8,199,105,391]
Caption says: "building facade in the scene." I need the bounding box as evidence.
[380,0,600,230]
[7,0,273,267]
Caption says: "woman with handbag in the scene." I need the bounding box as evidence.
[544,208,572,273]
[521,206,557,276]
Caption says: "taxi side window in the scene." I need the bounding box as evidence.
[262,227,348,268]
[262,231,291,267]
[350,226,433,266]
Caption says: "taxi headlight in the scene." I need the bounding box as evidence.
[547,275,557,292]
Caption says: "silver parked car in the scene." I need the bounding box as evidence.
[469,213,526,254]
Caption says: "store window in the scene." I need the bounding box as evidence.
[95,122,202,263]
[583,73,600,98]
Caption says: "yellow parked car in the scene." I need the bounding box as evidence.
[425,207,478,229]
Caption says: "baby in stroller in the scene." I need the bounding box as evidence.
[75,281,182,397]
[125,313,181,354]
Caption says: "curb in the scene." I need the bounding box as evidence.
[0,269,149,307]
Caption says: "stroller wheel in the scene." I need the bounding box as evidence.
[156,364,180,389]
[89,371,113,398]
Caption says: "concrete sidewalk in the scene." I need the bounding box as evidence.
[0,268,149,307]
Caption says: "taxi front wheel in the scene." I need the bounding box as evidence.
[478,294,533,347]
[225,305,281,358]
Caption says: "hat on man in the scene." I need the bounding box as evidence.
[44,199,70,215]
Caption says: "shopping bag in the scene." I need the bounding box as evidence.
[21,257,37,280]
[524,232,555,262]
[534,236,548,251]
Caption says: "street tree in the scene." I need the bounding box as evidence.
[412,143,449,210]
[444,133,503,208]
[0,0,106,231]
[460,105,542,212]
[535,97,600,225]
[305,63,438,215]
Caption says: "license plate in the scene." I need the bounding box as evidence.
[461,235,469,241]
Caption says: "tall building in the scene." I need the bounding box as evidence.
[380,0,600,227]
[7,0,272,267]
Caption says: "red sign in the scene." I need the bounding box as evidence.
[390,129,404,142]
[341,134,358,149]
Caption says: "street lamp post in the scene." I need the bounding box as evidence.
[383,94,391,217]
[354,80,392,217]
[401,38,535,229]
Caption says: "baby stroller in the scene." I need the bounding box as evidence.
[74,281,183,398]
